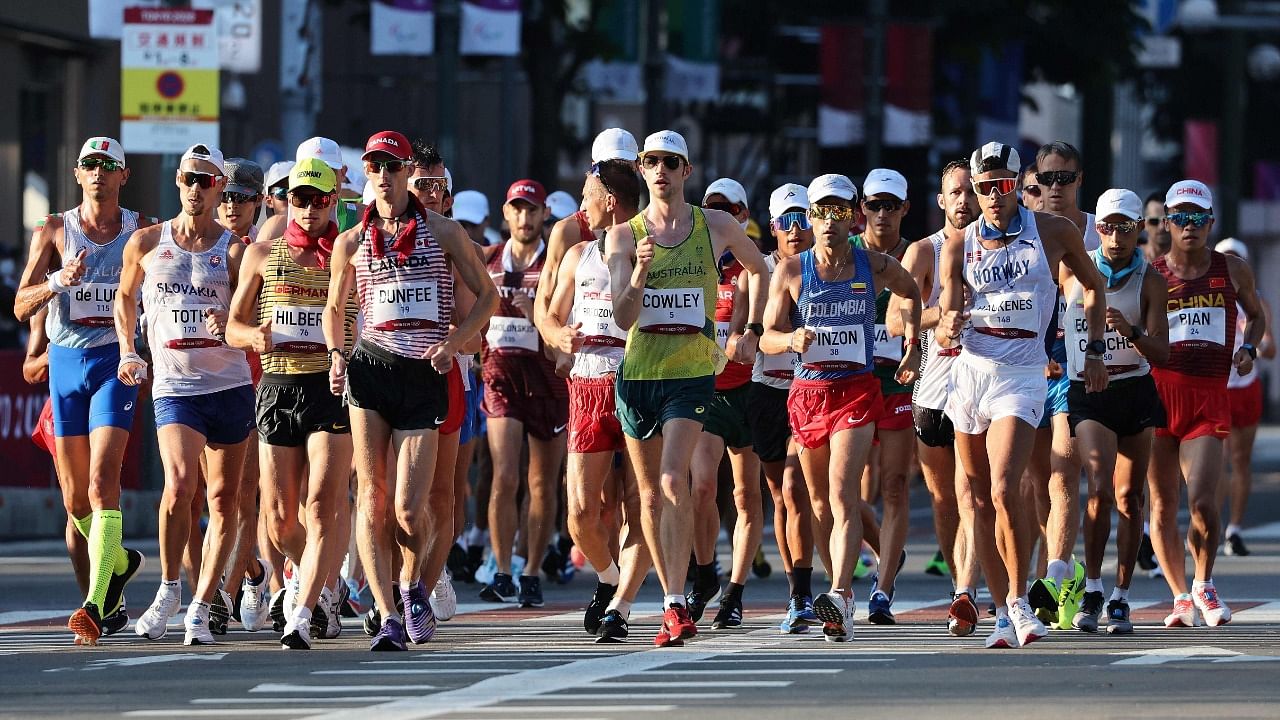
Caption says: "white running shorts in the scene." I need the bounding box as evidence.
[944,354,1046,435]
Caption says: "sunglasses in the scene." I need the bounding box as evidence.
[413,176,448,193]
[589,162,617,198]
[704,201,743,216]
[79,158,124,172]
[808,204,856,222]
[289,192,334,209]
[180,171,221,189]
[364,159,409,175]
[863,199,904,213]
[641,154,683,170]
[972,178,1018,196]
[1035,170,1080,187]
[1022,184,1042,197]
[270,186,289,200]
[1145,216,1163,226]
[771,211,811,232]
[222,191,258,205]
[1096,220,1141,235]
[1166,211,1213,228]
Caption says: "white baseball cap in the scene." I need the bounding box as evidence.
[1095,188,1143,221]
[1215,237,1249,261]
[703,178,748,208]
[453,190,489,225]
[180,143,226,175]
[265,160,295,189]
[361,180,376,206]
[1165,180,1213,210]
[641,130,689,161]
[444,167,454,194]
[78,137,126,166]
[296,136,345,170]
[546,190,578,220]
[769,183,810,219]
[863,168,908,200]
[969,141,1021,175]
[807,174,857,204]
[591,128,639,163]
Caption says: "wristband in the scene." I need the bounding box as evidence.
[906,337,921,348]
[119,352,148,381]
[329,348,347,361]
[1241,343,1257,359]
[1085,353,1106,362]
[47,271,71,294]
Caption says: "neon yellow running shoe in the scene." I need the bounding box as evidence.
[1028,577,1060,625]
[1056,559,1087,630]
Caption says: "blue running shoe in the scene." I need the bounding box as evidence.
[779,597,811,634]
[403,581,436,644]
[371,617,408,651]
[867,589,896,625]
[797,595,819,624]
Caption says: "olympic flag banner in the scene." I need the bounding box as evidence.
[121,7,219,153]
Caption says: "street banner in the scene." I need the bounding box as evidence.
[120,7,220,154]
[371,0,435,56]
[193,0,263,73]
[460,0,521,56]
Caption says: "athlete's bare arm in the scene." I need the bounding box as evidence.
[22,309,50,385]
[114,224,163,384]
[322,229,362,360]
[760,256,808,355]
[1041,213,1108,392]
[606,222,644,331]
[226,240,271,353]
[14,217,67,322]
[1134,268,1171,366]
[258,214,286,246]
[887,239,937,337]
[705,210,768,363]
[870,251,922,384]
[447,241,489,354]
[725,267,750,359]
[935,235,967,348]
[1225,253,1265,376]
[1259,297,1276,360]
[203,240,247,339]
[544,241,588,355]
[534,215,581,335]
[431,217,500,371]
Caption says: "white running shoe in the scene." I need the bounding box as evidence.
[183,603,214,646]
[281,611,312,650]
[1164,593,1199,627]
[430,569,458,621]
[324,586,344,639]
[1008,598,1046,646]
[284,569,301,620]
[240,560,272,632]
[984,615,1020,649]
[1193,586,1231,627]
[813,591,853,643]
[135,585,181,640]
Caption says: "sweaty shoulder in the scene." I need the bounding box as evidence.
[128,222,164,251]
[1032,212,1080,243]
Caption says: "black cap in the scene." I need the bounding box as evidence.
[224,157,265,195]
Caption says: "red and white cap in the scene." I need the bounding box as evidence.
[297,136,344,170]
[1165,180,1213,211]
[362,131,413,161]
[79,137,126,166]
[506,179,547,206]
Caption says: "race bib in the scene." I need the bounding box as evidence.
[801,325,867,370]
[638,288,705,334]
[873,323,903,365]
[152,300,220,350]
[69,282,118,327]
[716,321,732,350]
[370,280,441,331]
[1070,328,1145,378]
[1167,306,1226,346]
[970,291,1039,339]
[759,350,797,379]
[486,316,540,353]
[270,304,325,353]
[577,295,627,347]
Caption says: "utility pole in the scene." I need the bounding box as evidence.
[1219,0,1246,236]
[436,0,460,165]
[279,0,321,152]
[640,0,664,132]
[865,0,887,170]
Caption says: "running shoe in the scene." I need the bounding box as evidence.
[518,575,545,608]
[103,547,145,616]
[310,588,331,640]
[1055,560,1087,630]
[1106,599,1133,635]
[465,544,485,582]
[813,591,853,642]
[362,608,381,637]
[1193,585,1232,627]
[447,543,473,584]
[752,547,772,578]
[584,582,618,634]
[68,603,103,646]
[1009,598,1047,646]
[1164,593,1198,627]
[403,581,437,644]
[796,595,819,624]
[135,586,181,640]
[947,591,979,637]
[867,588,896,625]
[209,587,234,636]
[101,604,129,637]
[1072,590,1105,633]
[984,615,1019,649]
[270,588,288,632]
[280,616,312,650]
[479,572,518,603]
[1028,577,1060,626]
[685,582,721,624]
[370,616,408,651]
[779,596,812,634]
[852,555,872,581]
[1136,532,1157,570]
[323,584,345,639]
[1225,532,1250,557]
[430,569,458,621]
[924,550,949,577]
[240,564,272,632]
[711,594,743,629]
[184,603,214,646]
[596,609,629,643]
[541,543,565,583]
[557,537,578,584]
[655,605,697,647]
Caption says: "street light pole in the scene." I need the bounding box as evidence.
[1220,0,1246,236]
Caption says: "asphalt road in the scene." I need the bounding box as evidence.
[2,474,1279,720]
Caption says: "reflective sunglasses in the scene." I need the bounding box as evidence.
[1035,170,1080,187]
[364,159,409,175]
[222,191,258,205]
[863,199,904,213]
[180,171,220,189]
[972,177,1018,196]
[1021,184,1042,198]
[771,211,811,232]
[270,186,289,200]
[808,204,856,222]
[1095,219,1141,235]
[640,154,683,170]
[289,192,334,209]
[79,158,124,172]
[413,176,448,193]
[704,201,743,216]
[1166,211,1213,228]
